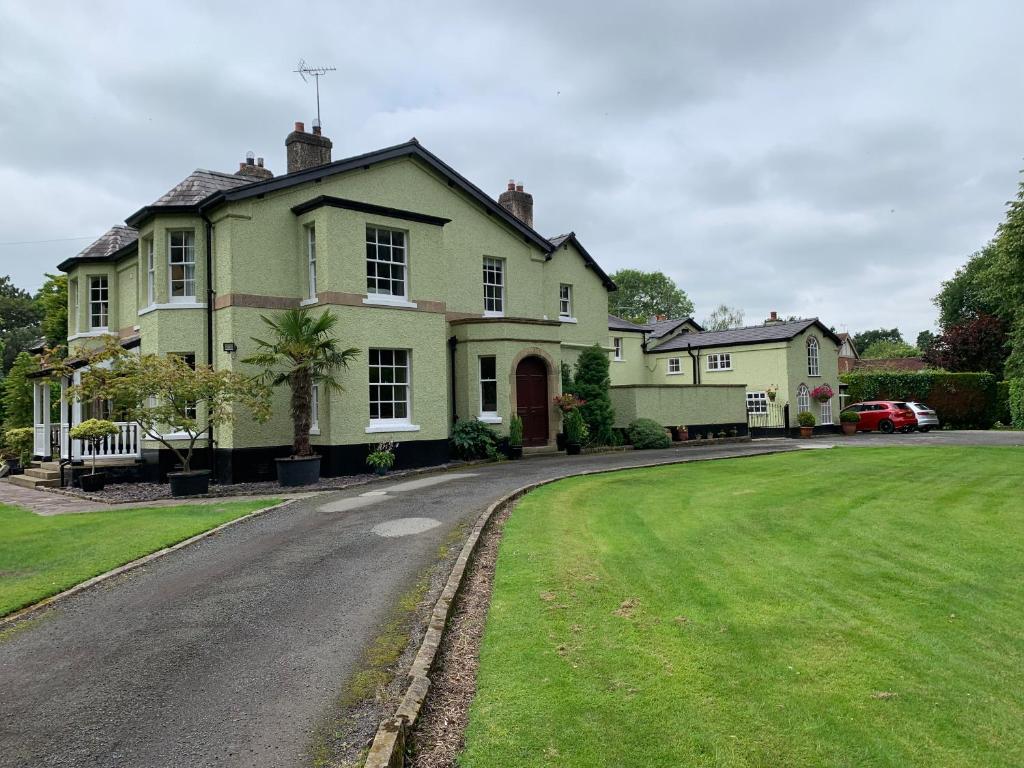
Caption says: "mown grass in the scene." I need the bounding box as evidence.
[461,447,1024,767]
[0,499,278,617]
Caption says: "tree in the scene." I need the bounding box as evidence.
[916,330,937,355]
[572,345,616,445]
[923,314,1008,377]
[244,308,360,457]
[2,351,37,429]
[0,275,42,375]
[934,245,1001,329]
[35,273,68,352]
[702,304,745,331]
[70,340,271,473]
[608,269,694,324]
[861,340,920,359]
[852,328,904,351]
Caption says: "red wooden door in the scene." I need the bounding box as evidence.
[515,357,549,446]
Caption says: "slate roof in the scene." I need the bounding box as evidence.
[546,232,616,290]
[151,169,255,206]
[608,314,651,332]
[652,318,840,353]
[57,225,138,271]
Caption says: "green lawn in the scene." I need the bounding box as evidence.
[461,448,1024,767]
[0,499,279,617]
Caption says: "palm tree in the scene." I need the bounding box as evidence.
[243,308,359,457]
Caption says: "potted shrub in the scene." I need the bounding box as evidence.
[3,427,33,475]
[508,414,524,459]
[69,419,119,491]
[766,385,778,402]
[245,308,359,487]
[811,384,835,403]
[675,424,689,441]
[564,409,588,455]
[365,441,397,476]
[839,409,860,435]
[797,410,816,438]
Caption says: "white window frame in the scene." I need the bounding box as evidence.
[797,384,811,414]
[559,284,574,321]
[667,357,682,375]
[310,383,320,434]
[807,336,820,377]
[366,348,419,432]
[146,238,155,306]
[478,355,500,422]
[820,397,833,425]
[746,391,768,414]
[707,352,732,371]
[613,337,623,361]
[88,275,108,330]
[168,230,196,301]
[482,257,504,316]
[305,225,318,303]
[365,226,408,302]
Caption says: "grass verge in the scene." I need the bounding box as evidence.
[461,447,1024,767]
[0,499,279,617]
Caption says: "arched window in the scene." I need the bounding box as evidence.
[807,336,820,376]
[797,384,810,414]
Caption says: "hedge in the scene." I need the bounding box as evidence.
[995,380,1011,425]
[1009,379,1024,430]
[839,371,997,429]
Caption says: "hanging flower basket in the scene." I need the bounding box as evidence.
[810,384,834,403]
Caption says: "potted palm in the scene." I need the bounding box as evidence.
[508,414,524,459]
[839,409,860,435]
[245,308,359,487]
[69,419,120,491]
[797,410,816,438]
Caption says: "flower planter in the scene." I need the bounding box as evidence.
[374,466,388,476]
[169,470,211,497]
[276,455,321,487]
[675,427,689,442]
[565,443,582,456]
[79,472,108,492]
[6,458,23,475]
[799,426,814,439]
[841,422,858,436]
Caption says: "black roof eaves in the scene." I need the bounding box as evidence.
[551,232,617,291]
[290,195,452,227]
[125,203,199,228]
[57,237,140,272]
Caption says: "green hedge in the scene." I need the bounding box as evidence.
[995,381,1011,425]
[840,371,997,429]
[1009,379,1024,430]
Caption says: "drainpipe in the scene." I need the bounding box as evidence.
[202,214,216,470]
[685,344,700,384]
[448,336,458,425]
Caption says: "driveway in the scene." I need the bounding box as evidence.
[808,428,1024,448]
[0,441,796,768]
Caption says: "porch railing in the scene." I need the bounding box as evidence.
[59,422,143,462]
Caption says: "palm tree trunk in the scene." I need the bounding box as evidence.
[291,370,312,457]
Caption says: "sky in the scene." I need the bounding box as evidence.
[1,1,1022,340]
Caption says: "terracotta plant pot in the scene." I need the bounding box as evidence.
[799,426,814,438]
[841,422,857,435]
[676,427,689,441]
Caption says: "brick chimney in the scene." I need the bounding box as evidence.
[285,120,332,174]
[498,179,534,229]
[764,310,782,326]
[235,151,274,180]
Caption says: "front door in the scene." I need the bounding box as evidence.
[515,356,549,446]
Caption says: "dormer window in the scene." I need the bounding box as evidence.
[168,231,196,300]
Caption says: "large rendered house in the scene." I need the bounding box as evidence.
[36,123,621,482]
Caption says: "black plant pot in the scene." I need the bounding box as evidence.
[169,470,211,497]
[508,446,523,459]
[79,472,107,492]
[7,458,23,475]
[276,455,321,487]
[566,443,581,456]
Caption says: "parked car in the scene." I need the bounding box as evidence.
[840,401,918,434]
[906,401,939,432]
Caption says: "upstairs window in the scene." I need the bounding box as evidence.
[559,284,573,318]
[366,227,406,299]
[667,357,681,374]
[707,353,732,371]
[483,257,504,315]
[613,337,623,361]
[89,276,108,330]
[146,238,155,305]
[369,348,410,423]
[307,225,317,300]
[479,356,498,415]
[807,336,820,376]
[168,231,196,299]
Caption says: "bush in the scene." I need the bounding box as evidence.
[840,371,998,429]
[839,409,861,423]
[508,414,524,447]
[3,427,34,465]
[797,411,816,428]
[573,345,616,445]
[450,419,500,460]
[564,409,589,446]
[628,418,670,450]
[1009,379,1024,430]
[995,380,1011,425]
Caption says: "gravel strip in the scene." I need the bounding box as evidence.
[409,503,512,768]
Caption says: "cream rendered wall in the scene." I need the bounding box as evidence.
[608,385,748,428]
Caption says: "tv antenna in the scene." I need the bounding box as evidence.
[294,59,336,127]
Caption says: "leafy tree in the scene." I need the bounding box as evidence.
[934,245,1001,329]
[702,304,745,331]
[852,328,904,351]
[1,351,37,428]
[861,340,920,359]
[35,273,68,352]
[916,330,937,355]
[572,345,616,445]
[0,275,42,375]
[923,314,1008,377]
[987,171,1024,378]
[608,269,694,325]
[244,308,360,457]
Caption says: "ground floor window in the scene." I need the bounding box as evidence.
[479,356,497,415]
[310,384,320,434]
[369,348,410,423]
[820,397,833,425]
[746,391,768,414]
[797,384,810,414]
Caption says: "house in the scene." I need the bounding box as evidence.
[36,122,624,482]
[837,332,859,373]
[607,311,843,432]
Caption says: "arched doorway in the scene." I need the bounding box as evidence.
[515,356,549,446]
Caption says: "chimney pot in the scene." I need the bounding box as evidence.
[507,179,515,191]
[286,121,333,174]
[257,157,264,167]
[312,124,322,136]
[294,121,305,133]
[515,182,524,192]
[771,311,778,320]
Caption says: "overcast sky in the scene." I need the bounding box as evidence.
[1,1,1022,339]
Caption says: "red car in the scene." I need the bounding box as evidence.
[841,401,918,434]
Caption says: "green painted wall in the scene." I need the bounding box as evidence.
[607,331,649,386]
[609,385,748,428]
[786,327,841,423]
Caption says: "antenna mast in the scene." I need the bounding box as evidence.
[294,59,336,126]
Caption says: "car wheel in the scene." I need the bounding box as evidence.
[879,419,895,434]
[919,426,931,433]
